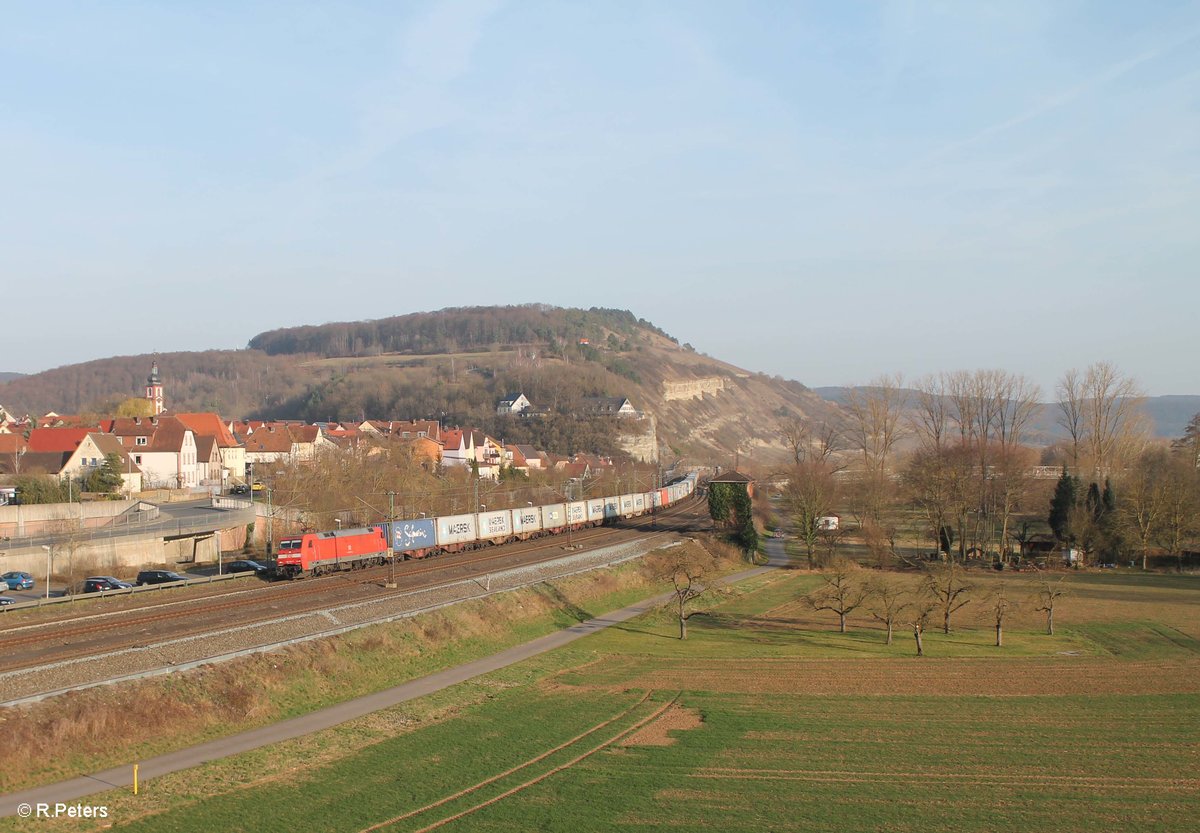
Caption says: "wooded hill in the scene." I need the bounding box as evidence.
[0,306,838,464]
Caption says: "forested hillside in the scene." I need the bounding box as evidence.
[0,306,839,463]
[0,351,309,418]
[249,305,673,358]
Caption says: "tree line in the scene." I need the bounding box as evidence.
[780,362,1200,567]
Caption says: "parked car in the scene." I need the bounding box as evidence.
[135,570,190,586]
[225,559,269,574]
[83,576,134,593]
[0,571,34,591]
[229,484,250,495]
[0,596,17,607]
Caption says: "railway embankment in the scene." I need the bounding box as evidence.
[0,533,745,797]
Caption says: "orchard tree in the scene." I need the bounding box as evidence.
[867,573,912,645]
[924,560,973,634]
[805,557,868,633]
[1034,577,1069,635]
[655,546,720,640]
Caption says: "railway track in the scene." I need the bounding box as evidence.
[0,499,704,674]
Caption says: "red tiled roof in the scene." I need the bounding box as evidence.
[174,413,239,447]
[245,427,294,454]
[0,435,28,454]
[27,428,92,453]
[287,425,319,443]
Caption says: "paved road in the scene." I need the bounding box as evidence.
[0,562,771,818]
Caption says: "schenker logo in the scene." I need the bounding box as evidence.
[399,523,430,544]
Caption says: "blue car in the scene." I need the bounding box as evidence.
[1,571,34,591]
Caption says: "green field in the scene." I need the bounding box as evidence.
[12,568,1200,832]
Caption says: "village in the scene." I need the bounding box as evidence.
[0,363,652,505]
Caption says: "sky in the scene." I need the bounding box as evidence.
[2,1,1198,396]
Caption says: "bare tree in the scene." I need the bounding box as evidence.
[924,560,973,634]
[1155,456,1200,569]
[867,573,912,645]
[805,557,868,633]
[990,581,1012,647]
[1056,368,1085,471]
[1033,577,1068,635]
[784,461,839,569]
[907,591,938,657]
[1059,363,1148,480]
[1121,450,1169,571]
[656,546,719,640]
[910,374,951,453]
[1081,362,1148,479]
[843,374,908,521]
[781,417,844,467]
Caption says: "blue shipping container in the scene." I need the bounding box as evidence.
[388,518,438,554]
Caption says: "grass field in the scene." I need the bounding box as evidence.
[11,567,1199,832]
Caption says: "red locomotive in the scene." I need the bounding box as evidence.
[275,526,389,578]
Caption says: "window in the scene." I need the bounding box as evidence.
[135,436,147,446]
[134,455,142,464]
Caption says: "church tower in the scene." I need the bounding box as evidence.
[145,361,165,415]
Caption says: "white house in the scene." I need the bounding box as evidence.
[497,393,532,415]
[120,417,199,488]
[581,396,638,417]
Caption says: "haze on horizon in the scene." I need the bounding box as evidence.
[2,2,1197,397]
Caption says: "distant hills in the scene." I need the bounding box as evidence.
[0,372,24,383]
[811,387,1199,441]
[0,306,839,464]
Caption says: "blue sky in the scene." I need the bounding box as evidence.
[3,1,1198,396]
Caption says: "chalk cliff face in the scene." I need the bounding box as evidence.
[617,414,659,463]
[662,377,726,401]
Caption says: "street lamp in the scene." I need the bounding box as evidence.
[41,545,51,600]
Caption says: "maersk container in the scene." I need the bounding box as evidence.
[512,506,542,536]
[477,510,512,542]
[586,498,605,523]
[602,496,621,520]
[658,488,669,507]
[437,513,477,547]
[566,501,588,526]
[388,518,437,555]
[542,503,566,529]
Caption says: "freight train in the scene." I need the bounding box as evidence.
[274,473,697,578]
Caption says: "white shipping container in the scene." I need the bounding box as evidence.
[567,501,588,525]
[477,510,512,541]
[633,494,646,513]
[586,498,605,523]
[603,496,621,519]
[542,503,567,529]
[512,507,542,535]
[619,494,635,516]
[437,513,477,546]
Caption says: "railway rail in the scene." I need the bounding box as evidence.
[0,498,703,675]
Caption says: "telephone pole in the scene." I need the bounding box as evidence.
[385,490,397,588]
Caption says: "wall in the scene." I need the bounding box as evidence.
[0,532,221,578]
[0,499,138,538]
